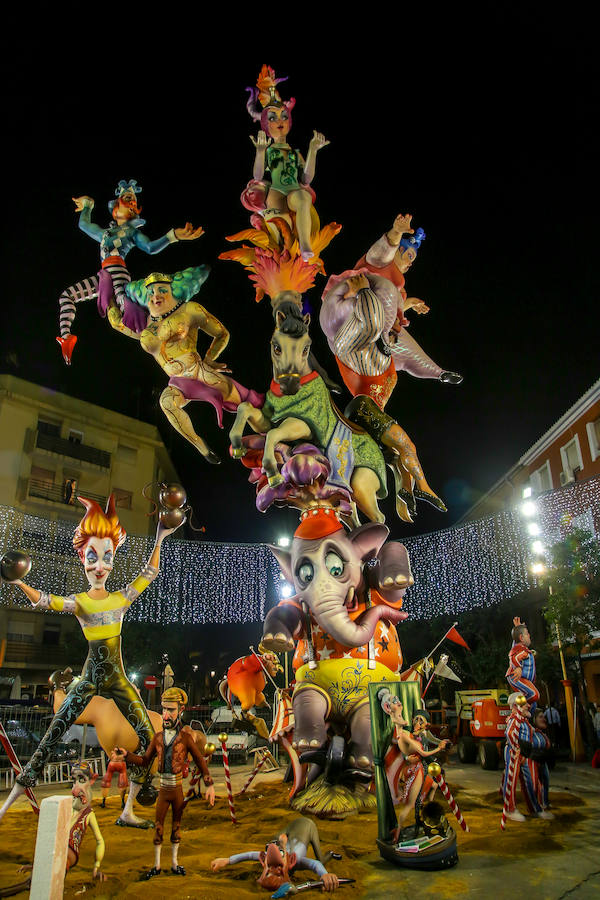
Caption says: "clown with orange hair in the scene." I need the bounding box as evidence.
[0,494,182,828]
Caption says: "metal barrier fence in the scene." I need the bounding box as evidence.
[0,704,82,770]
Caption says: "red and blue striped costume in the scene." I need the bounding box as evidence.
[506,641,539,709]
[502,708,543,815]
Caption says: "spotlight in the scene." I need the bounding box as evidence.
[531,562,546,575]
[532,540,545,555]
[522,487,533,499]
[527,522,541,536]
[521,501,537,517]
[277,536,290,547]
[280,584,293,598]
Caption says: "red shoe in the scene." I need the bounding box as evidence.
[56,334,77,365]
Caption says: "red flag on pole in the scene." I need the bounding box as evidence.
[446,626,471,651]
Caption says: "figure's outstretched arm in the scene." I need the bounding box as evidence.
[12,580,77,614]
[250,130,271,181]
[302,131,330,185]
[87,812,105,878]
[73,196,104,244]
[123,519,184,607]
[135,224,204,255]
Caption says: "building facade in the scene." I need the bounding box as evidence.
[461,378,600,523]
[0,374,180,697]
[0,374,179,535]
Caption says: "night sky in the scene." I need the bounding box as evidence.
[2,19,597,546]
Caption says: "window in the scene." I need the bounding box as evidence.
[530,461,553,493]
[68,429,84,445]
[37,419,61,437]
[7,620,35,643]
[43,624,61,646]
[114,488,132,510]
[560,435,584,480]
[30,465,54,488]
[587,418,600,462]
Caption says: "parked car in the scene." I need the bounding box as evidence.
[202,706,269,764]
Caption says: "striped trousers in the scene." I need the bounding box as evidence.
[58,263,131,337]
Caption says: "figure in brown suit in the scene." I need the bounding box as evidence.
[117,686,215,879]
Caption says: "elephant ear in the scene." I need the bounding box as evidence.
[347,523,389,563]
[268,544,294,584]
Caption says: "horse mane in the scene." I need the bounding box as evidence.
[272,299,309,338]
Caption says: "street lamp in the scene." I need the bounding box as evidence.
[519,487,583,760]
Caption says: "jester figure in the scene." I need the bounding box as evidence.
[0,494,182,828]
[506,616,539,710]
[502,693,553,824]
[56,179,203,364]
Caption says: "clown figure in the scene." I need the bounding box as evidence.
[506,617,539,710]
[0,494,181,828]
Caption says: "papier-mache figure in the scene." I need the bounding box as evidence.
[211,816,341,892]
[68,762,106,880]
[219,646,282,740]
[501,692,553,826]
[108,268,263,464]
[244,65,329,261]
[506,616,539,710]
[56,179,203,364]
[0,494,181,828]
[378,689,444,841]
[320,214,461,409]
[100,748,128,809]
[519,707,554,818]
[117,686,215,879]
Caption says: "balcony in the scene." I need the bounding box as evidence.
[35,431,111,468]
[27,479,106,507]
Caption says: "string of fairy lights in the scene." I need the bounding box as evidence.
[0,476,598,624]
[0,505,280,625]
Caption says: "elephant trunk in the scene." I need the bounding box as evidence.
[313,593,407,648]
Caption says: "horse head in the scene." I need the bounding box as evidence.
[271,305,312,395]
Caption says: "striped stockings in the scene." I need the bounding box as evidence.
[58,263,131,337]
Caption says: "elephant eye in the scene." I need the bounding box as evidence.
[297,561,314,585]
[325,552,344,577]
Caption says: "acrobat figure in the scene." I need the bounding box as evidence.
[108,269,263,464]
[57,179,203,364]
[219,646,282,740]
[116,686,215,879]
[379,689,445,841]
[244,65,329,261]
[0,495,181,828]
[321,214,461,409]
[506,617,539,710]
[502,693,553,825]
[100,749,128,809]
[211,816,341,892]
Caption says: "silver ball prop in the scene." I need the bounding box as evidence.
[0,550,32,582]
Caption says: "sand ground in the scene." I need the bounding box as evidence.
[0,760,599,899]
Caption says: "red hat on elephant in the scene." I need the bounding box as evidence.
[295,507,344,540]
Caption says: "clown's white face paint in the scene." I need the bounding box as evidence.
[81,537,115,591]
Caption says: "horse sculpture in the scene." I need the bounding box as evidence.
[229,304,445,522]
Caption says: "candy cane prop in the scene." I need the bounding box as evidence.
[240,749,267,795]
[428,763,468,832]
[218,732,237,825]
[0,719,39,815]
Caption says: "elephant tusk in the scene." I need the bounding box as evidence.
[345,585,358,612]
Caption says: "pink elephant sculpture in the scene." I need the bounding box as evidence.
[263,507,412,796]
